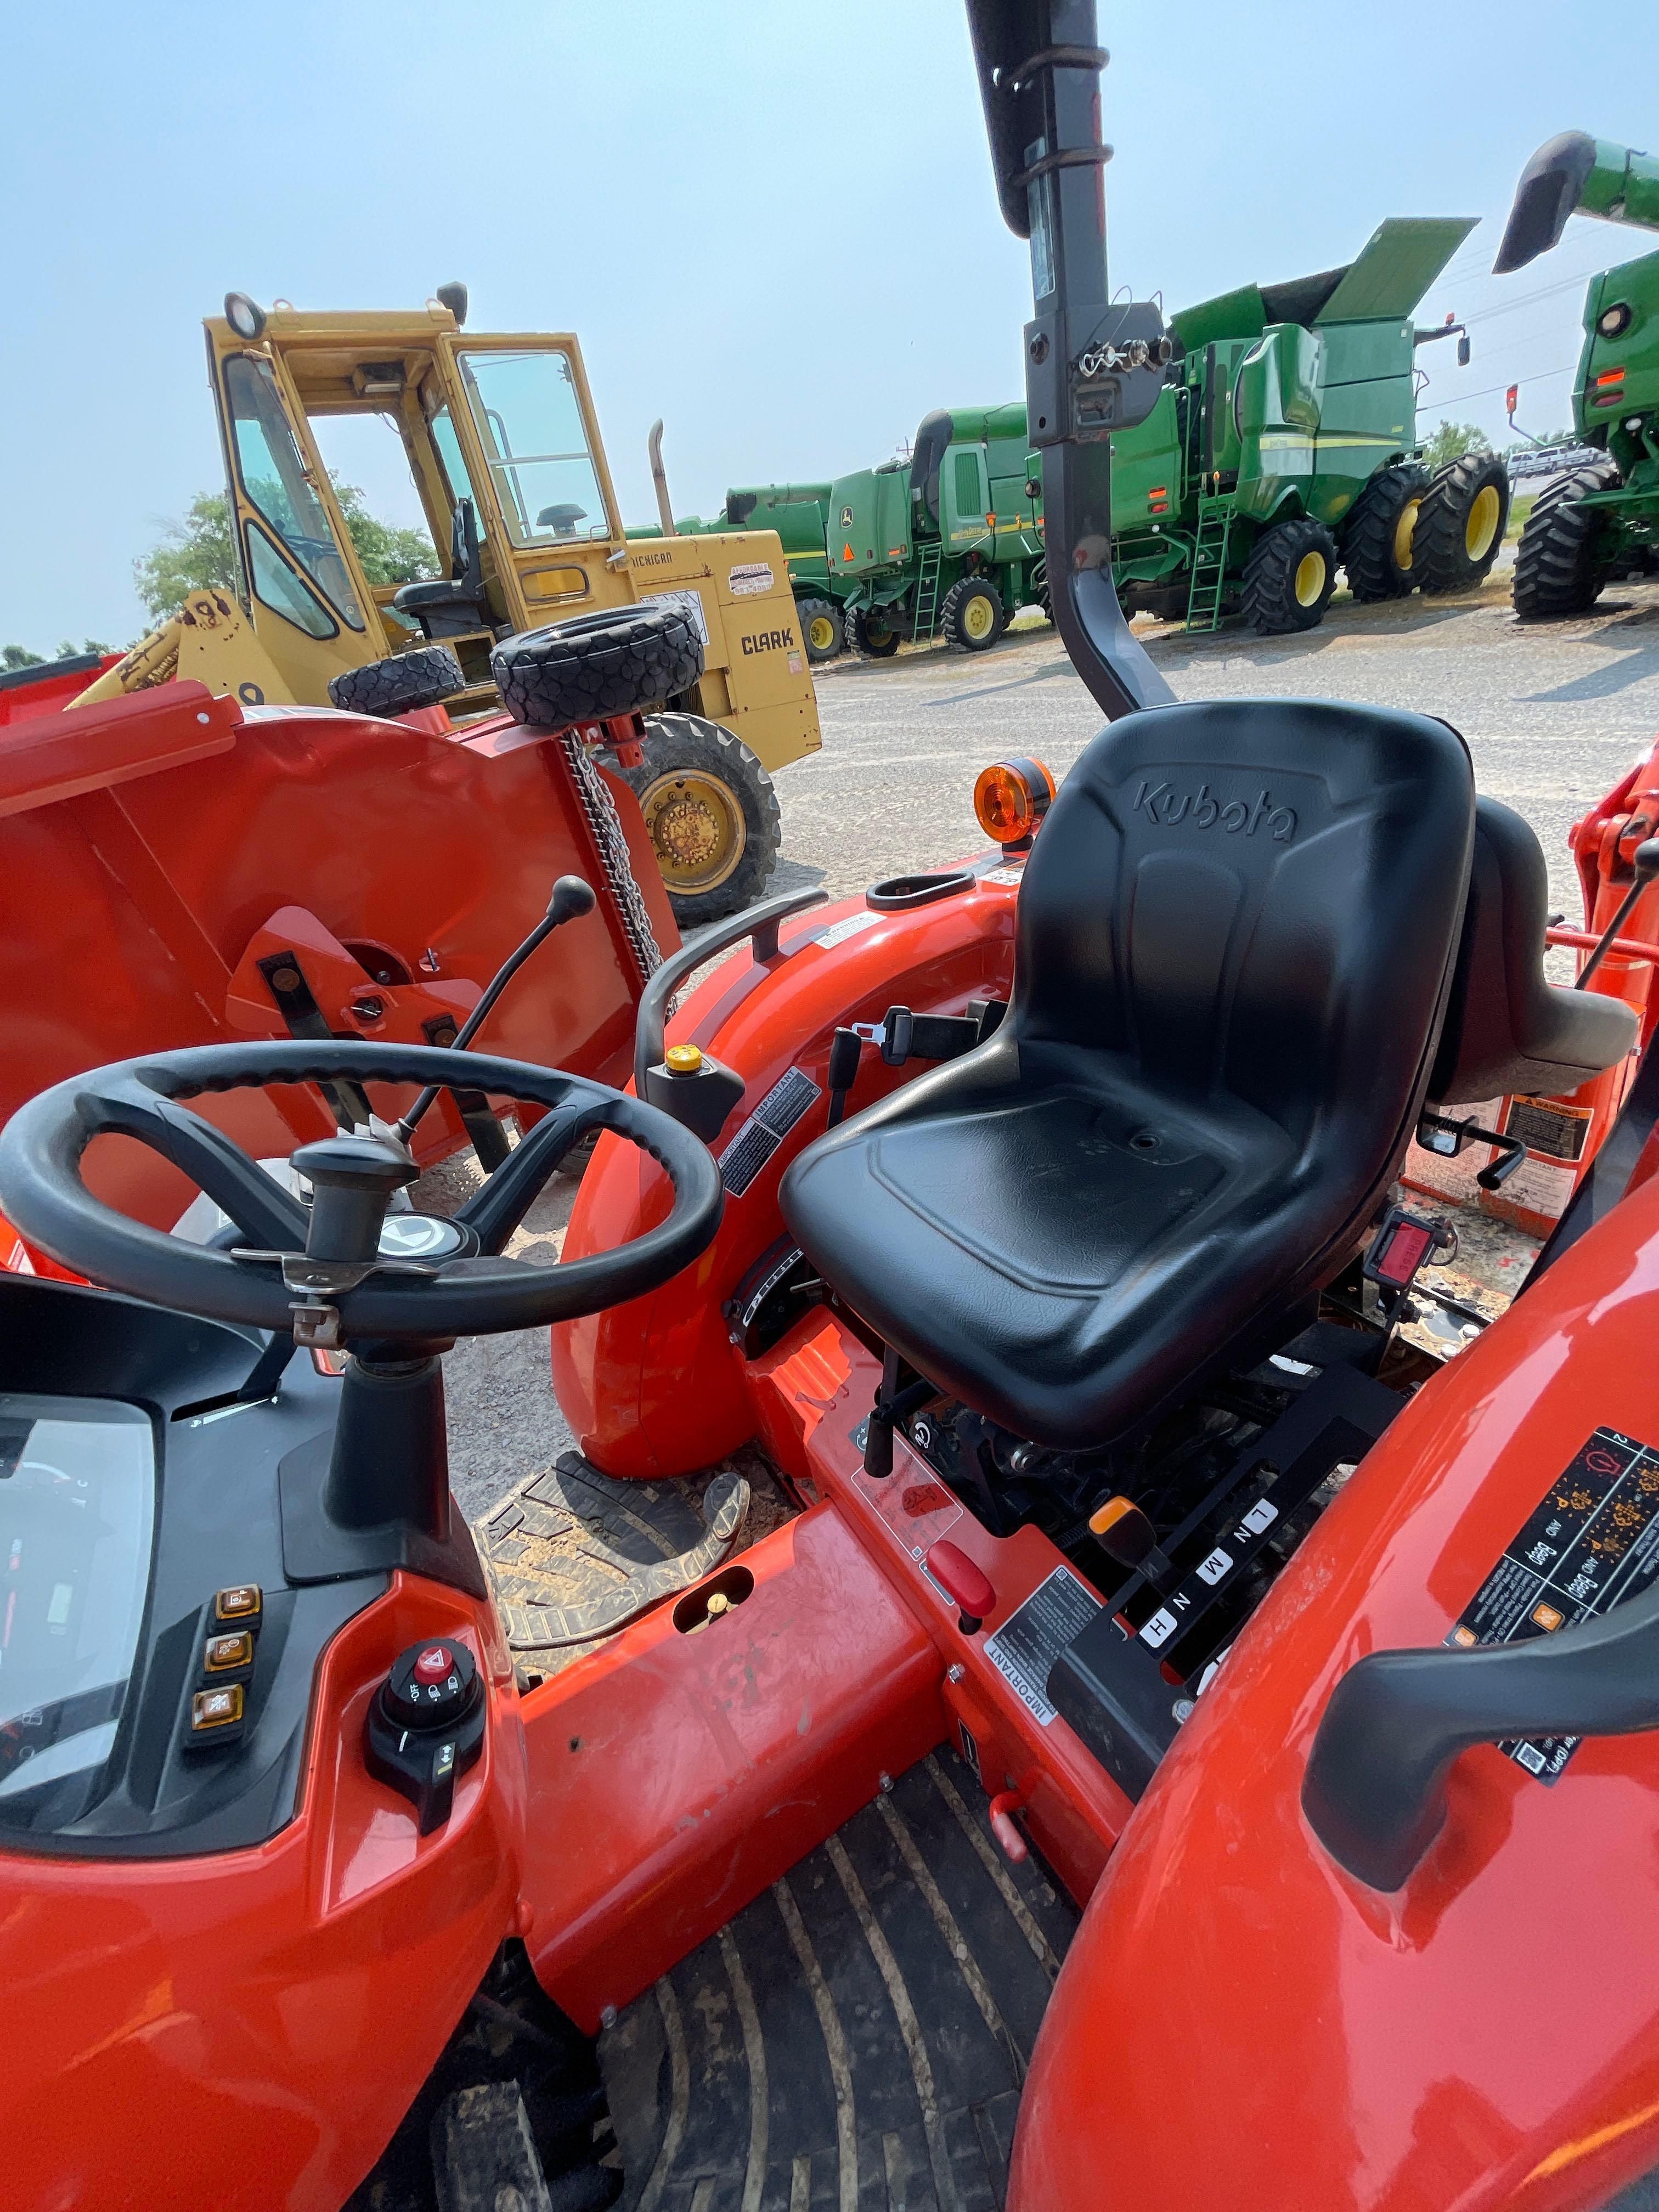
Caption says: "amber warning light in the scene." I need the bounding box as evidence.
[974,758,1056,851]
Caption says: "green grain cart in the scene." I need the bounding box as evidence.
[1495,134,1659,616]
[827,403,1048,657]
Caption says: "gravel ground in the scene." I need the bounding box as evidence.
[441,561,1659,1528]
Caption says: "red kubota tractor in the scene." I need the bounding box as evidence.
[7,9,1659,2209]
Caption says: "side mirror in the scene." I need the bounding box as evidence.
[1457,332,1471,368]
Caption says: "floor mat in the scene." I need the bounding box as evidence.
[598,1748,1079,2211]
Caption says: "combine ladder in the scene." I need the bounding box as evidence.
[911,541,944,644]
[1184,493,1235,633]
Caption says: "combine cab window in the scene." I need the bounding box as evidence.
[0,1396,154,1835]
[458,348,608,549]
[222,355,366,630]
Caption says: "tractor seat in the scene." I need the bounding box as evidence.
[392,497,494,641]
[781,699,1477,1451]
[1426,795,1636,1104]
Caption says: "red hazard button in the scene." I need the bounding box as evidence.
[413,1644,454,1686]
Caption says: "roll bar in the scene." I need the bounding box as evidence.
[964,0,1172,721]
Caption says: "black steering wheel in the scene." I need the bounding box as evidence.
[0,1041,724,1345]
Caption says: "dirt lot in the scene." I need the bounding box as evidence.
[440,565,1659,1527]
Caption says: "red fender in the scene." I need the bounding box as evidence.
[552,865,1024,1476]
[1012,1161,1659,2211]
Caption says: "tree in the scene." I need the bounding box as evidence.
[56,638,113,658]
[133,482,438,623]
[1420,420,1493,471]
[2,645,44,672]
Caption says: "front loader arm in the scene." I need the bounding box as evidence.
[71,589,295,712]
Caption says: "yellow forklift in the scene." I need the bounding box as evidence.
[78,287,820,922]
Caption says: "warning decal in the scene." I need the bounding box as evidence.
[985,1567,1101,1727]
[1448,1425,1659,1782]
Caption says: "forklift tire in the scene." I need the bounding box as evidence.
[797,595,843,664]
[326,644,465,718]
[1341,464,1429,601]
[941,576,1006,652]
[492,606,704,730]
[1240,517,1339,635]
[1513,456,1623,619]
[845,606,901,660]
[1412,452,1511,596]
[621,712,782,927]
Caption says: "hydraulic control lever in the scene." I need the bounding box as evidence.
[1415,1110,1527,1193]
[1575,835,1659,990]
[394,874,596,1146]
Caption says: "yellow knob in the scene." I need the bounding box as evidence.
[665,1043,703,1075]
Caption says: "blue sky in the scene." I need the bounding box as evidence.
[3,0,1656,651]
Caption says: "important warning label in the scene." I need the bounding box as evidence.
[985,1568,1102,1727]
[1448,1425,1659,1782]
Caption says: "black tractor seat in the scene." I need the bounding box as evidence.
[782,698,1481,1452]
[392,497,495,641]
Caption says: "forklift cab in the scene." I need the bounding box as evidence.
[205,304,629,704]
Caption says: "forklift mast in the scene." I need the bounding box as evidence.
[965,0,1172,717]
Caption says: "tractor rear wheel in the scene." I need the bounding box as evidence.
[1413,452,1511,595]
[620,712,782,926]
[1341,464,1429,601]
[326,644,465,718]
[797,595,843,664]
[1241,517,1338,635]
[492,605,704,728]
[1513,456,1623,619]
[845,606,901,660]
[941,576,1007,652]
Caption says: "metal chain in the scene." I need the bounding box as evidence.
[558,732,664,982]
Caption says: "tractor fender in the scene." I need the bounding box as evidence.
[551,865,1024,1477]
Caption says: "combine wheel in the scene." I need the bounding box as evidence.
[326,644,465,718]
[941,575,1006,652]
[797,595,843,664]
[845,605,901,660]
[620,711,781,926]
[1413,452,1511,595]
[1241,518,1338,635]
[1341,464,1428,601]
[492,605,704,728]
[1513,456,1623,619]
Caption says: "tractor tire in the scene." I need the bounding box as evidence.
[326,644,465,718]
[797,595,843,664]
[1240,517,1339,635]
[845,605,901,660]
[941,576,1007,653]
[620,711,781,927]
[1034,560,1053,623]
[1412,452,1511,596]
[492,606,704,730]
[1513,456,1624,620]
[1341,463,1429,601]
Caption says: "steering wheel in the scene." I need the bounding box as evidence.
[0,1041,724,1346]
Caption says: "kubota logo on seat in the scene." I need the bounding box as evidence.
[1131,779,1297,842]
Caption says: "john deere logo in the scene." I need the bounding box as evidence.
[840,506,854,528]
[1132,780,1297,842]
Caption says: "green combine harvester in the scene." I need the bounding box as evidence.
[1495,133,1659,616]
[827,216,1509,651]
[829,403,1047,657]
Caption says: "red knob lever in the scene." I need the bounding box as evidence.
[927,1541,996,1634]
